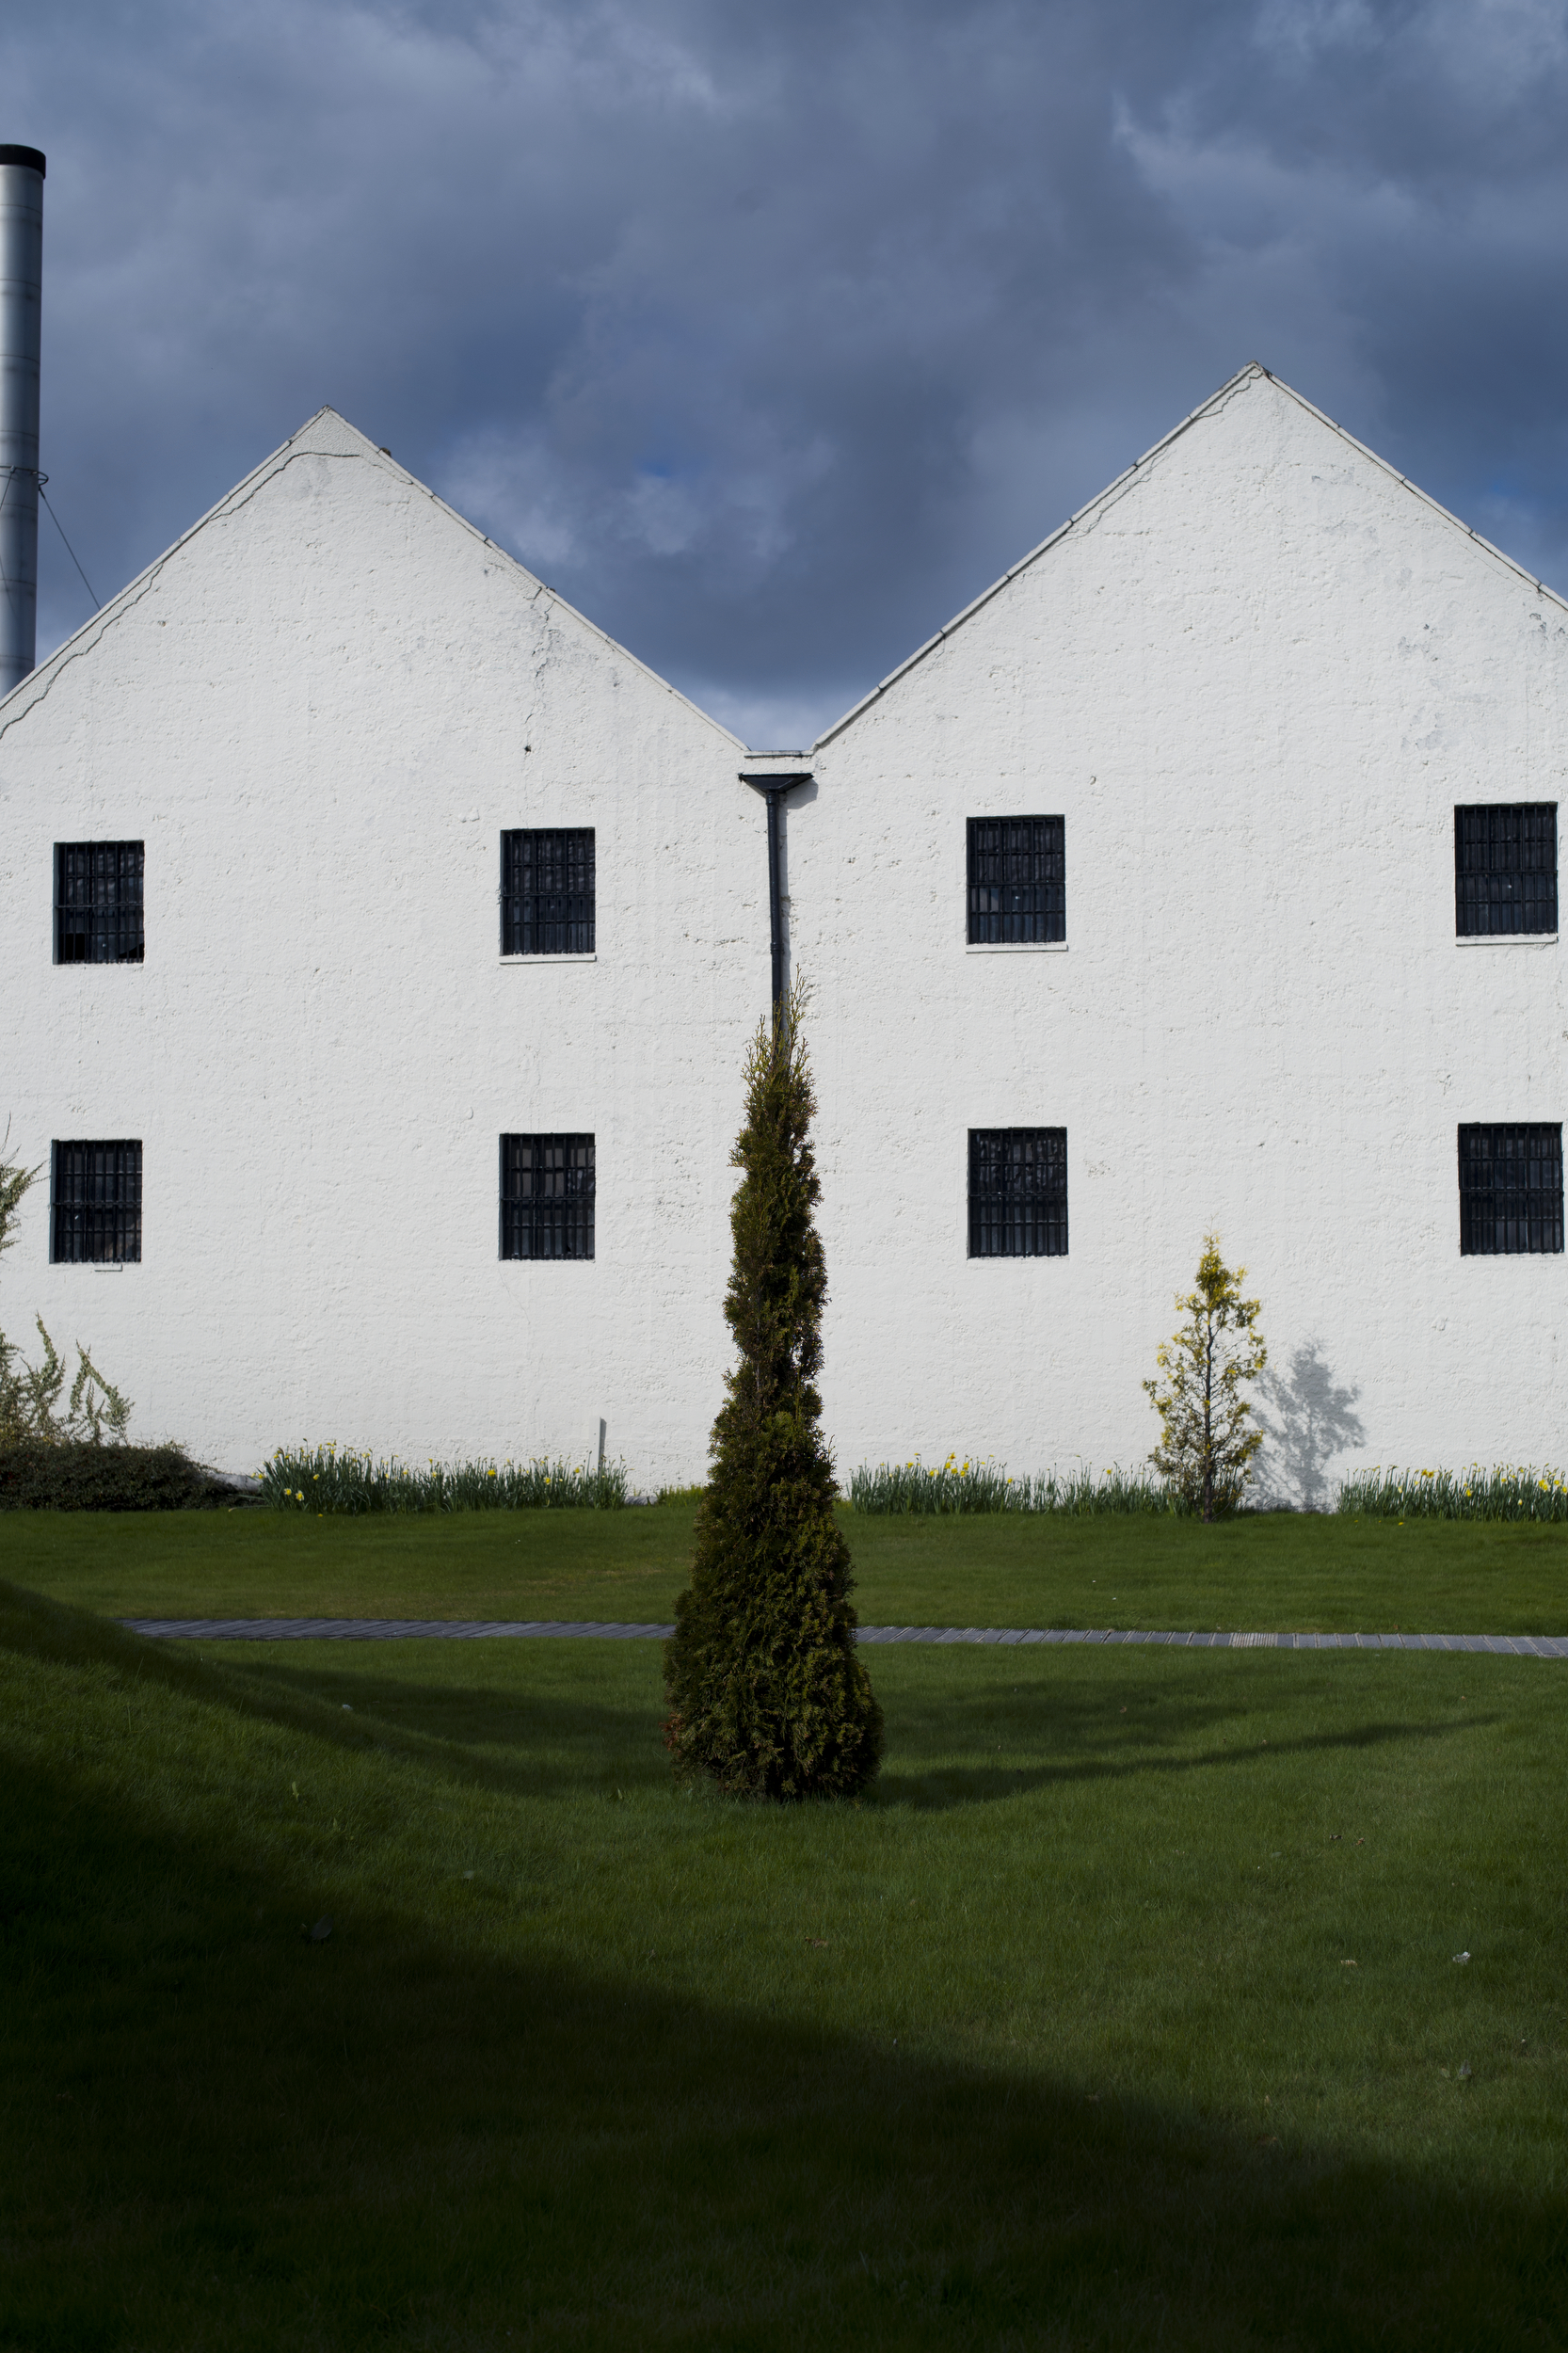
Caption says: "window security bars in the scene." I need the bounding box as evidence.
[501,829,595,955]
[500,1134,595,1259]
[968,1128,1067,1257]
[55,841,145,964]
[1458,1124,1563,1256]
[51,1140,142,1263]
[967,816,1064,945]
[1454,805,1558,936]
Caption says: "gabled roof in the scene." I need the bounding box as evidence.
[0,406,744,750]
[811,362,1568,752]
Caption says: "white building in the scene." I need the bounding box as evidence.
[2,364,1564,1497]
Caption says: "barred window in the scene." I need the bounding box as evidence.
[968,1128,1067,1257]
[55,841,144,964]
[1455,805,1557,936]
[501,829,595,955]
[51,1140,142,1263]
[500,1134,595,1259]
[968,816,1064,945]
[1458,1124,1563,1256]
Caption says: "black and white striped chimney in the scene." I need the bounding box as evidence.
[0,143,45,696]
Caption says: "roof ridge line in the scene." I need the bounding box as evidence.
[809,365,1264,750]
[809,364,1567,753]
[0,408,745,752]
[1251,364,1568,617]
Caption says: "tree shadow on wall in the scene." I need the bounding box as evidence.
[1256,1338,1366,1512]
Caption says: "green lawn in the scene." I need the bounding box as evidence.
[2,1575,1564,2349]
[10,1499,1568,1632]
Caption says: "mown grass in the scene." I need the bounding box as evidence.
[2,1577,1564,2350]
[11,1501,1568,1632]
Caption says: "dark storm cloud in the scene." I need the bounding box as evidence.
[8,0,1568,744]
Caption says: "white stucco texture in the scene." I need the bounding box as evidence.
[796,366,1568,1503]
[1,366,1563,1496]
[0,410,759,1484]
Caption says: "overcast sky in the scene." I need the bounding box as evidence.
[8,0,1568,745]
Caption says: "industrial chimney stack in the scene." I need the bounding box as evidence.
[0,143,45,696]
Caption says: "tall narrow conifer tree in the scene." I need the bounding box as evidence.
[663,984,883,1800]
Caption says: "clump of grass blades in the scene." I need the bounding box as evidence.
[1337,1464,1568,1522]
[261,1446,628,1513]
[848,1455,1182,1515]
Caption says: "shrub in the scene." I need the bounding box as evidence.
[1144,1235,1266,1520]
[0,1129,133,1449]
[849,1455,1182,1514]
[1336,1465,1568,1522]
[0,1441,232,1512]
[260,1446,628,1513]
[663,985,883,1801]
[1,1319,132,1448]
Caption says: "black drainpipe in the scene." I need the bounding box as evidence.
[741,771,811,1010]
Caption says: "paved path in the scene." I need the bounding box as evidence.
[120,1618,1568,1656]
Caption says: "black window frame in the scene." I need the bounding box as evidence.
[54,840,145,965]
[500,828,596,956]
[1454,805,1558,937]
[967,815,1065,946]
[968,1128,1067,1258]
[50,1140,142,1264]
[500,1133,596,1260]
[1458,1123,1563,1257]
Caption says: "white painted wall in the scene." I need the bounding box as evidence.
[3,370,1563,1497]
[0,411,763,1485]
[792,367,1568,1501]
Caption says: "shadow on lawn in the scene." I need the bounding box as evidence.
[875,1710,1484,1809]
[206,1637,1498,1818]
[3,1584,1560,2351]
[876,1659,1494,1809]
[223,1650,1493,1819]
[221,1653,661,1797]
[4,1747,1562,2351]
[0,1581,657,1803]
